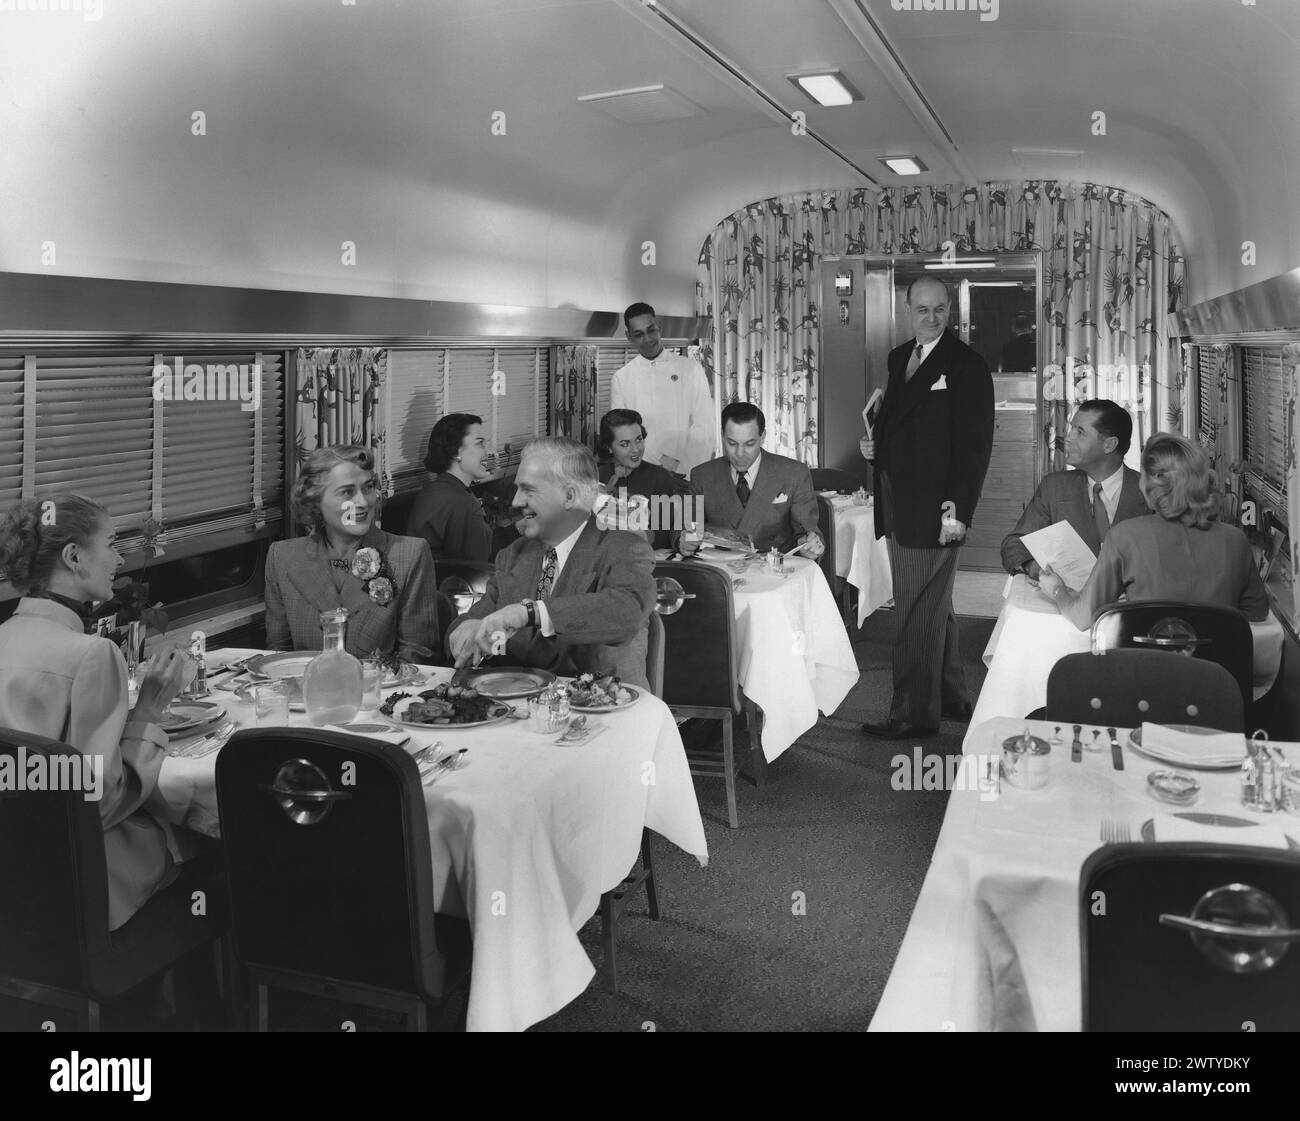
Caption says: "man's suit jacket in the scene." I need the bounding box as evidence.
[445,518,656,687]
[265,525,440,663]
[1000,467,1151,574]
[0,598,176,931]
[872,330,995,547]
[690,451,818,553]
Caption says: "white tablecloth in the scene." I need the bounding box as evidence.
[969,575,1287,730]
[869,715,1299,1031]
[828,496,893,626]
[693,556,859,762]
[156,649,709,1032]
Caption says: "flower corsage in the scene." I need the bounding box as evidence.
[351,547,396,606]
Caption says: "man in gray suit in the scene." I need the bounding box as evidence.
[1001,399,1149,579]
[446,437,656,687]
[689,402,824,557]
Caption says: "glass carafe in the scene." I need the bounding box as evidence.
[303,608,363,726]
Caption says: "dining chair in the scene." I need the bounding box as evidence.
[810,467,863,494]
[645,611,665,700]
[435,559,495,600]
[0,726,232,1031]
[214,728,472,1031]
[653,561,763,828]
[434,590,457,639]
[1044,650,1244,731]
[1080,843,1300,1031]
[1091,600,1254,719]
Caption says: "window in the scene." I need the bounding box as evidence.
[1239,345,1288,498]
[0,350,285,589]
[385,346,550,493]
[1196,346,1217,441]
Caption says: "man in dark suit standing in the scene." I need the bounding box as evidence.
[1001,400,1149,579]
[446,437,656,687]
[860,277,994,739]
[690,402,823,557]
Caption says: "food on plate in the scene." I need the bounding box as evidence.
[565,673,634,708]
[384,683,498,724]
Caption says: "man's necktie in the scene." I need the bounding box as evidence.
[736,473,751,507]
[1093,482,1111,541]
[536,546,558,601]
[905,343,924,381]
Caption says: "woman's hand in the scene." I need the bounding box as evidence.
[133,647,194,722]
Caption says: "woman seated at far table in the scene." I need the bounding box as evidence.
[0,494,196,930]
[597,408,698,551]
[1040,433,1269,628]
[405,412,495,562]
[266,445,440,662]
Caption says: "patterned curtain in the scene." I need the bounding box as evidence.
[695,182,1185,468]
[295,347,389,493]
[1282,343,1300,624]
[553,344,598,448]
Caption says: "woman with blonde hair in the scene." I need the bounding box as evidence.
[265,445,439,661]
[0,493,194,930]
[1040,432,1268,628]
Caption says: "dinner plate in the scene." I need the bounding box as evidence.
[244,651,317,679]
[160,701,225,734]
[1128,725,1248,770]
[381,663,424,688]
[233,677,306,711]
[454,667,555,699]
[386,695,513,730]
[566,683,643,714]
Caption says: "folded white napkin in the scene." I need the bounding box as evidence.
[1141,723,1245,764]
[1153,813,1294,849]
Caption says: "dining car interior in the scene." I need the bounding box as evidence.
[4,0,1300,1053]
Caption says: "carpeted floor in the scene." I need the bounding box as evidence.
[1,606,994,1033]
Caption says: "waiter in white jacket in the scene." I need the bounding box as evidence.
[611,302,716,475]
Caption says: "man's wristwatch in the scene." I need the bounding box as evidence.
[521,599,537,628]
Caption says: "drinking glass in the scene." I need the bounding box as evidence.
[1280,764,1300,817]
[254,681,291,727]
[360,663,384,713]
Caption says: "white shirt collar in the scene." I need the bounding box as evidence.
[914,335,942,364]
[1088,464,1125,516]
[730,450,762,488]
[547,518,588,579]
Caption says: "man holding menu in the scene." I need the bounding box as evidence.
[1000,400,1148,580]
[859,277,993,740]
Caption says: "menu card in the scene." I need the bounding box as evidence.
[1020,521,1096,593]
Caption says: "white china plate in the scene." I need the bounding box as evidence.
[566,683,643,714]
[160,701,225,734]
[1127,725,1247,771]
[386,694,513,730]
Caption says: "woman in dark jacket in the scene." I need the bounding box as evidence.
[406,413,495,562]
[597,409,699,551]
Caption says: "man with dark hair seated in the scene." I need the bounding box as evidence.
[1001,399,1149,580]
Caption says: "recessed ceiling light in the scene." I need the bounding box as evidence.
[881,156,927,175]
[788,72,861,107]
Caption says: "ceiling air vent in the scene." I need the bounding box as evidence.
[577,84,702,124]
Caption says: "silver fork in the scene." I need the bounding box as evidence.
[1099,817,1132,844]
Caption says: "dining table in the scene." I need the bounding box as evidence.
[868,715,1300,1031]
[682,552,860,763]
[152,648,710,1033]
[969,574,1288,731]
[823,492,893,627]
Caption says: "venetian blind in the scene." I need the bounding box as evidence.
[493,347,549,471]
[0,356,25,512]
[386,349,447,490]
[1240,346,1288,495]
[1196,347,1217,440]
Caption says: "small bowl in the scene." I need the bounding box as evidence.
[1147,769,1201,806]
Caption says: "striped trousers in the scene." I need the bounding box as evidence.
[885,537,969,727]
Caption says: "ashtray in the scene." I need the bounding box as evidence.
[1147,769,1201,806]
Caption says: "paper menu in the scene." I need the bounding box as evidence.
[1020,520,1097,593]
[862,388,884,437]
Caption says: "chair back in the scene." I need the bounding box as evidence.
[214,729,453,999]
[810,468,862,494]
[0,727,112,992]
[1091,600,1254,713]
[654,561,739,713]
[815,494,838,593]
[645,611,665,699]
[1081,843,1300,1031]
[437,560,495,615]
[434,591,456,639]
[1045,650,1244,730]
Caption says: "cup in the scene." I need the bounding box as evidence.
[254,681,291,727]
[360,663,383,712]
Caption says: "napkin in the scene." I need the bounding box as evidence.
[1152,814,1295,849]
[1140,723,1245,765]
[323,723,411,747]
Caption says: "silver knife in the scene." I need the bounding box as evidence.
[1108,726,1123,771]
[1173,812,1259,828]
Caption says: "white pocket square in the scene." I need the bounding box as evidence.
[930,375,948,391]
[772,492,789,503]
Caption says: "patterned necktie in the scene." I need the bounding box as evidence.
[735,472,751,507]
[1093,481,1111,541]
[905,343,924,381]
[536,546,558,601]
